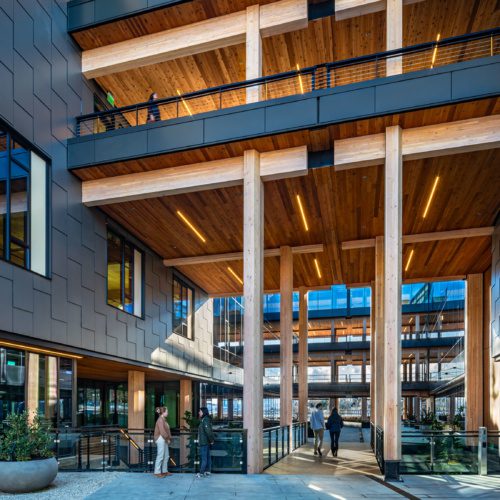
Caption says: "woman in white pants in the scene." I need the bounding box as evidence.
[154,407,173,477]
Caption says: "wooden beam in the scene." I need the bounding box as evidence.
[82,0,308,79]
[82,146,307,206]
[334,0,422,21]
[341,227,494,250]
[243,149,264,473]
[334,115,500,171]
[164,243,323,267]
[383,125,402,469]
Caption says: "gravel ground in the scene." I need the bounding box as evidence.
[0,472,122,499]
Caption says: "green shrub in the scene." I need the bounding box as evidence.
[0,411,54,462]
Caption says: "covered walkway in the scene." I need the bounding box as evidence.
[265,425,381,477]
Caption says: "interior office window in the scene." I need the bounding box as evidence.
[107,229,143,316]
[173,276,194,339]
[0,127,48,275]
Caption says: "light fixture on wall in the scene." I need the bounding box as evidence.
[176,210,206,243]
[0,340,83,359]
[423,176,440,218]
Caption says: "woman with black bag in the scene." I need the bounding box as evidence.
[326,407,344,457]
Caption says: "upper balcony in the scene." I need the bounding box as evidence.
[68,29,500,170]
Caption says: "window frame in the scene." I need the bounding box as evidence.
[106,228,144,318]
[172,275,195,340]
[0,123,50,277]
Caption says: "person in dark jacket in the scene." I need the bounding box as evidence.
[326,407,344,457]
[147,92,161,122]
[197,407,215,478]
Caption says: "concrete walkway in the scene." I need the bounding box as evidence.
[86,472,403,499]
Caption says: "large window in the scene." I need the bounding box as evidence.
[0,127,49,275]
[173,276,194,340]
[107,229,143,316]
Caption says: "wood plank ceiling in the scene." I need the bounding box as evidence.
[72,0,500,110]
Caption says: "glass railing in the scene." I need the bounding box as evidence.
[49,427,247,473]
[487,431,500,474]
[76,29,499,137]
[262,423,307,469]
[429,338,465,383]
[401,430,479,474]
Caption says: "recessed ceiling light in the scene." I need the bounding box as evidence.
[296,64,304,94]
[176,89,193,116]
[405,249,414,272]
[314,258,322,279]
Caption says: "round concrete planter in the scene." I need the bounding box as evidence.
[0,457,58,493]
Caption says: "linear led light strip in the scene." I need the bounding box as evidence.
[296,64,305,94]
[176,90,193,117]
[227,266,243,285]
[296,194,309,231]
[176,210,206,243]
[314,258,322,279]
[405,249,414,272]
[430,33,441,69]
[0,340,83,359]
[423,176,440,218]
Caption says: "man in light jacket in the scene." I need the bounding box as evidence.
[310,402,325,456]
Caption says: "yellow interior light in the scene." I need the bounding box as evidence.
[176,89,193,117]
[423,176,440,218]
[176,210,206,243]
[227,266,243,285]
[296,64,305,94]
[296,194,309,232]
[314,258,322,279]
[405,249,414,272]
[0,340,83,359]
[430,33,441,68]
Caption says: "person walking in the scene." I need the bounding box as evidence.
[326,407,344,457]
[153,406,173,477]
[310,402,325,456]
[196,406,215,478]
[147,92,161,122]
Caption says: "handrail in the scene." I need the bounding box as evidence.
[76,28,500,128]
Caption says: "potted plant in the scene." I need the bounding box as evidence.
[0,411,57,493]
[420,409,435,430]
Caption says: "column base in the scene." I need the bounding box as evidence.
[384,460,401,481]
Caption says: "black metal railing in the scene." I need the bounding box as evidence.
[51,427,247,473]
[262,422,307,470]
[76,28,500,137]
[375,425,384,473]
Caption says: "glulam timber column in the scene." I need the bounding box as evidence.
[179,380,192,464]
[26,353,39,422]
[128,370,145,463]
[298,287,309,423]
[386,0,403,76]
[243,149,264,473]
[374,237,385,446]
[280,246,294,446]
[465,273,484,431]
[246,5,262,103]
[369,281,376,430]
[383,125,403,480]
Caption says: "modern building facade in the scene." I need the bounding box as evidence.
[0,0,499,480]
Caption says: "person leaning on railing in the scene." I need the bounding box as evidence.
[154,406,173,478]
[196,407,215,478]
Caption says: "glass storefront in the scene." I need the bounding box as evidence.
[0,347,74,429]
[145,381,179,429]
[77,380,128,427]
